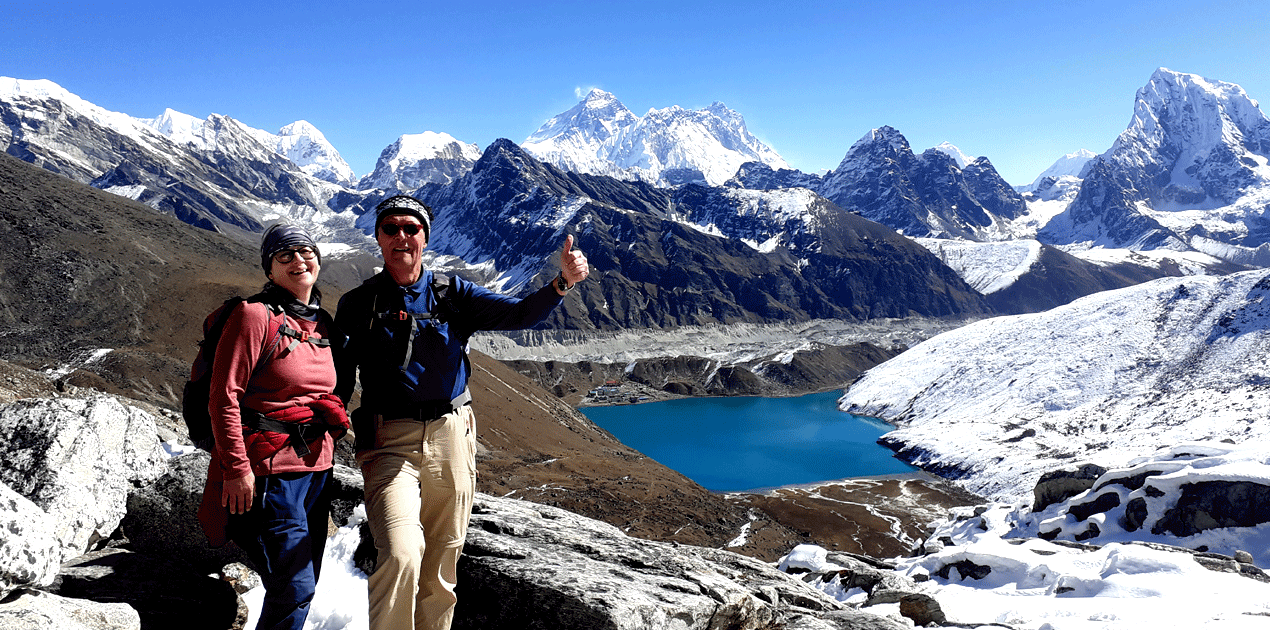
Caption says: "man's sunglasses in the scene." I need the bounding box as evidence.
[380,223,423,237]
[272,247,317,264]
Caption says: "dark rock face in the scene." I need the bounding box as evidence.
[1038,158,1186,249]
[1032,464,1109,512]
[419,139,990,332]
[962,157,1028,222]
[121,452,250,571]
[51,548,242,630]
[1153,481,1270,537]
[812,127,1026,241]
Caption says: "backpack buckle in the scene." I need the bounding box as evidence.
[396,311,409,321]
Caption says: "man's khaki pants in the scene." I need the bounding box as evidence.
[358,406,476,630]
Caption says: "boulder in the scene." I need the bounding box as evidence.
[453,493,902,630]
[328,463,366,527]
[0,395,166,557]
[1152,480,1270,537]
[0,589,139,630]
[1032,463,1107,512]
[50,547,241,630]
[0,482,61,597]
[120,450,250,571]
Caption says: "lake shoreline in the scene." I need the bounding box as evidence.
[580,391,916,493]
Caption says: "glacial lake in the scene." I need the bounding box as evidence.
[578,390,918,492]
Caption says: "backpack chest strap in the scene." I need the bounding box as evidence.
[277,324,332,353]
[370,285,447,370]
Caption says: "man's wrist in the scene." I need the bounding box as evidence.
[554,272,574,293]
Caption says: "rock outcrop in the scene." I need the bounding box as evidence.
[0,396,165,567]
[0,482,60,597]
[455,494,907,630]
[0,589,140,630]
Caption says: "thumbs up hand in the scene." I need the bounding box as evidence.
[556,235,589,293]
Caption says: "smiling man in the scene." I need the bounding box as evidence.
[333,195,588,630]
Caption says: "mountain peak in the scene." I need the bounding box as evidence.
[582,88,619,105]
[931,142,972,169]
[356,131,481,190]
[279,120,324,140]
[523,92,787,186]
[0,77,73,102]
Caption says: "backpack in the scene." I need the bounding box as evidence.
[182,294,334,451]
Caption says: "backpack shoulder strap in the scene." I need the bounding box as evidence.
[234,296,287,377]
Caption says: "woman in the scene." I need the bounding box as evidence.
[206,223,346,630]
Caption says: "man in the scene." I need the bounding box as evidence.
[334,195,588,630]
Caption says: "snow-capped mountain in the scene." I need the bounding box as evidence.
[930,141,973,168]
[412,139,989,331]
[139,109,355,188]
[839,268,1270,503]
[522,89,790,187]
[1038,69,1270,252]
[140,111,358,188]
[357,131,481,191]
[267,121,356,187]
[1018,149,1096,193]
[0,76,368,242]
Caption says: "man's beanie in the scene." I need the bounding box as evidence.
[260,223,320,273]
[374,195,433,242]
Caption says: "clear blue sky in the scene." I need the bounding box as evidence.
[6,0,1268,186]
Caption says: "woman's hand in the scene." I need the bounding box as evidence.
[222,470,256,514]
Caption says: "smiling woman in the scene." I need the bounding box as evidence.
[579,390,917,492]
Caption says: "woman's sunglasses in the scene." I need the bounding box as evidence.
[272,247,317,264]
[380,223,423,237]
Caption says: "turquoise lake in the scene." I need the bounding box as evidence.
[578,390,918,492]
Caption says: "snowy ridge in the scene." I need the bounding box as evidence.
[140,110,356,186]
[0,76,173,161]
[913,238,1041,294]
[840,268,1270,502]
[1064,243,1227,275]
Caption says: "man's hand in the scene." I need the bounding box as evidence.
[557,235,589,290]
[222,470,256,515]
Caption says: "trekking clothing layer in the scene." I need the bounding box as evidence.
[333,270,563,409]
[229,469,332,630]
[360,408,475,630]
[208,297,337,483]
